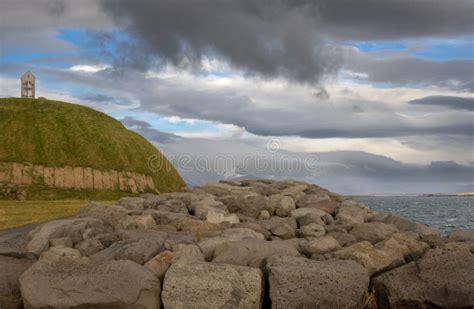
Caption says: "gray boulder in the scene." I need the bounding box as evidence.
[0,255,35,309]
[299,236,341,255]
[350,222,398,244]
[266,255,369,309]
[260,217,297,239]
[162,261,263,309]
[26,218,111,254]
[20,256,161,308]
[327,231,357,247]
[272,195,296,217]
[74,238,105,256]
[213,238,301,268]
[76,202,130,228]
[92,236,166,265]
[373,245,474,308]
[297,223,325,238]
[198,228,264,260]
[369,212,440,237]
[329,241,405,275]
[117,197,146,211]
[448,229,474,242]
[144,245,205,281]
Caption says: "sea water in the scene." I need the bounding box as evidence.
[354,196,474,234]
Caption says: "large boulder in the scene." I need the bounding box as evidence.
[162,261,263,309]
[26,218,112,254]
[92,234,167,265]
[328,241,405,275]
[271,195,296,217]
[0,255,36,309]
[350,222,399,244]
[265,256,369,309]
[373,245,474,308]
[369,212,439,237]
[260,217,297,239]
[117,197,146,211]
[213,238,301,268]
[20,256,161,308]
[448,229,474,242]
[198,228,264,259]
[76,202,130,228]
[144,244,205,281]
[299,236,341,255]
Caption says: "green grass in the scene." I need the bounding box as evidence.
[0,98,185,195]
[0,200,100,230]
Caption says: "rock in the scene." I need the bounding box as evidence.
[162,261,263,309]
[121,213,158,230]
[144,245,205,281]
[0,255,35,309]
[39,247,82,261]
[144,250,175,281]
[448,229,474,242]
[76,202,130,228]
[329,241,404,275]
[49,236,73,248]
[272,195,296,217]
[335,204,368,226]
[221,193,274,218]
[198,228,265,259]
[298,223,325,238]
[370,212,440,237]
[271,222,296,239]
[92,236,166,265]
[350,222,398,244]
[290,207,326,220]
[257,209,271,220]
[299,236,341,255]
[311,200,341,215]
[373,245,474,308]
[260,217,297,239]
[213,238,300,268]
[265,255,369,309]
[296,193,330,208]
[74,238,104,256]
[327,231,357,247]
[232,222,272,239]
[163,231,198,250]
[117,197,145,211]
[20,256,161,308]
[27,218,111,254]
[195,202,240,225]
[376,232,430,261]
[296,212,325,227]
[144,194,190,214]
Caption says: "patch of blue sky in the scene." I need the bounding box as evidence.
[412,38,474,60]
[351,41,408,53]
[56,28,132,63]
[1,51,72,69]
[111,110,219,135]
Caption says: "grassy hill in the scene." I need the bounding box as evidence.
[0,98,185,197]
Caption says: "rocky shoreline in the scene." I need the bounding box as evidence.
[1,180,473,308]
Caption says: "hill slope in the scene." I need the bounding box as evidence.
[0,98,185,195]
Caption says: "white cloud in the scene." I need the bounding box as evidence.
[69,64,111,73]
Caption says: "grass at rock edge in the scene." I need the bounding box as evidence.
[0,200,114,231]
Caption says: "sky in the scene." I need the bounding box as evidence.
[1,0,473,194]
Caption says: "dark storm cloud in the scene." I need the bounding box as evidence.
[99,0,474,84]
[409,96,474,111]
[344,52,474,90]
[121,116,181,143]
[100,0,341,85]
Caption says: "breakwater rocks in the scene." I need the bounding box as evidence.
[1,180,473,308]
